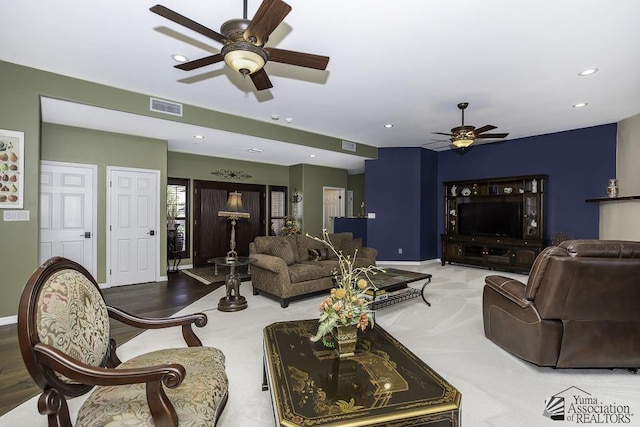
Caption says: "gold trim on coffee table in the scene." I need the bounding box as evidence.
[263,320,461,426]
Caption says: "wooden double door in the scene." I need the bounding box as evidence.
[193,181,265,267]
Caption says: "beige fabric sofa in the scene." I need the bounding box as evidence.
[249,232,377,307]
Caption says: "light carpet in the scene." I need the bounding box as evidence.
[2,261,638,427]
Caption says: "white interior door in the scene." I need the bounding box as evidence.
[323,187,344,232]
[108,167,159,286]
[39,161,97,278]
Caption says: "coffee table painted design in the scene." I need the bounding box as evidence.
[263,320,461,426]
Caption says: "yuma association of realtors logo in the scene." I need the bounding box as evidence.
[544,387,635,424]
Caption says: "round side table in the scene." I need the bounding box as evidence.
[207,256,256,312]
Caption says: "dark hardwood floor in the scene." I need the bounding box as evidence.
[0,271,217,416]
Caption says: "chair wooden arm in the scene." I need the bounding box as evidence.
[34,342,186,387]
[107,306,206,346]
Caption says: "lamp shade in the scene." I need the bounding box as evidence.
[226,191,244,211]
[222,42,268,75]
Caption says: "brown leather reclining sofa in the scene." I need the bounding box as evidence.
[482,240,640,369]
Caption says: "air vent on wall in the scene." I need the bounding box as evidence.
[341,140,356,152]
[150,97,183,117]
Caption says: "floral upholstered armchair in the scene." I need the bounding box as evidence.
[18,257,228,426]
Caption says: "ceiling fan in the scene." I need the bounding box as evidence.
[434,102,509,149]
[150,0,330,91]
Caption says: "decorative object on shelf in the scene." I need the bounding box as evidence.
[218,191,250,261]
[472,183,479,195]
[211,169,252,180]
[503,187,513,194]
[461,187,471,196]
[489,185,498,195]
[309,230,384,357]
[450,185,457,196]
[280,215,300,236]
[531,179,538,193]
[360,201,365,217]
[607,178,618,198]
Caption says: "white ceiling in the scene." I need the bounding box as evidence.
[3,0,640,174]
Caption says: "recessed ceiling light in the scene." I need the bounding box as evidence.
[309,154,317,158]
[271,114,280,120]
[573,102,589,108]
[193,135,205,139]
[247,148,263,153]
[578,68,599,76]
[172,54,188,63]
[384,124,393,128]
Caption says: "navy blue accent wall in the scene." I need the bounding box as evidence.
[365,147,439,261]
[365,124,617,262]
[437,124,617,253]
[420,149,439,259]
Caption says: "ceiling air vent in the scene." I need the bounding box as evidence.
[341,140,356,152]
[150,97,183,117]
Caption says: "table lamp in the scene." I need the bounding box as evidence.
[218,191,250,261]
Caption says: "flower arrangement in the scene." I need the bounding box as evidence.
[309,230,384,345]
[280,215,301,236]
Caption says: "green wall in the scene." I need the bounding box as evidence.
[41,123,168,283]
[301,164,349,235]
[0,59,374,319]
[348,174,366,217]
[0,64,41,320]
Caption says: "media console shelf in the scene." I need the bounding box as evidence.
[441,174,547,273]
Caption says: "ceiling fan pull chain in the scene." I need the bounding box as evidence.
[243,0,248,20]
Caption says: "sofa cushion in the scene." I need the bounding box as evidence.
[341,237,363,258]
[269,239,296,265]
[289,262,333,283]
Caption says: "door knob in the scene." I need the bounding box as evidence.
[148,230,155,236]
[80,232,91,238]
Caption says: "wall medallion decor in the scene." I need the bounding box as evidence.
[211,169,252,181]
[0,129,24,209]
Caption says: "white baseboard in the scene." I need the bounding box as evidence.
[0,315,17,326]
[377,259,440,266]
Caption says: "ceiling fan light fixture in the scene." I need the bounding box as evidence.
[222,42,268,76]
[452,138,474,148]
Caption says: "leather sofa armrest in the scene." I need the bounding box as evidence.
[485,275,531,309]
[250,253,288,274]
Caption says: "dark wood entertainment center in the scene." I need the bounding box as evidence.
[441,174,547,273]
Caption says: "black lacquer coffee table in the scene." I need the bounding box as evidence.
[263,319,461,426]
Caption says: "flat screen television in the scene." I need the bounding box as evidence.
[458,201,523,238]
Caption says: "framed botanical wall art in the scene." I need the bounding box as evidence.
[0,129,24,209]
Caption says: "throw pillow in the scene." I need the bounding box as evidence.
[341,238,363,258]
[308,247,329,261]
[270,240,296,265]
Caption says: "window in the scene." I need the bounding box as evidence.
[269,186,287,236]
[167,178,189,258]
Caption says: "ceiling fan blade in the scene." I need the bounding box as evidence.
[250,68,273,91]
[474,125,497,134]
[150,5,228,44]
[265,48,329,70]
[433,132,453,136]
[244,0,292,47]
[175,54,224,71]
[475,133,509,139]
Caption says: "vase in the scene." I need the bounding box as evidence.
[333,325,358,358]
